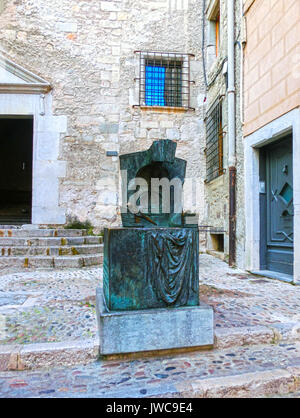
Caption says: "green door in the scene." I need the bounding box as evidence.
[265,136,294,275]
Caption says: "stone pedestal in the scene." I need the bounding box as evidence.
[96,288,214,355]
[96,140,214,356]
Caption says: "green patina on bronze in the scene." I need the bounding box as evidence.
[120,139,193,228]
[103,140,199,312]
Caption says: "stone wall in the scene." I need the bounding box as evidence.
[0,0,207,229]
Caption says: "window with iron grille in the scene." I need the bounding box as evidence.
[205,99,224,182]
[135,51,192,109]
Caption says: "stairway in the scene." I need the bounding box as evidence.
[0,226,103,269]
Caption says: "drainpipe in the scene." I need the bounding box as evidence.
[240,0,246,126]
[228,0,236,266]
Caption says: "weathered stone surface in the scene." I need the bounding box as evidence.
[0,0,206,230]
[176,369,299,398]
[96,288,214,355]
[0,228,103,269]
[0,340,99,371]
[53,256,83,269]
[0,292,27,307]
[0,345,19,371]
[204,0,245,267]
[214,326,275,349]
[18,339,99,370]
[270,322,300,343]
[2,345,300,396]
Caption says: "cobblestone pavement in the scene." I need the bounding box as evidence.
[199,256,300,332]
[0,254,300,344]
[0,254,300,397]
[268,390,300,398]
[0,268,100,344]
[0,341,299,397]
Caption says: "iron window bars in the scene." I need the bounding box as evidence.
[135,51,194,109]
[205,97,224,182]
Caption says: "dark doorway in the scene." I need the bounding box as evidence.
[260,134,294,276]
[0,117,33,224]
[210,233,224,253]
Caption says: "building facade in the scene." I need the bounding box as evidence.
[0,0,207,230]
[1,0,298,278]
[203,0,245,268]
[243,0,300,282]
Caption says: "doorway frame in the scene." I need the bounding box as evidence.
[244,108,300,284]
[259,135,294,275]
[0,89,67,225]
[0,115,34,223]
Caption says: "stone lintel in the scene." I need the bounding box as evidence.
[0,83,51,94]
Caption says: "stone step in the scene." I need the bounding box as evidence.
[0,228,88,238]
[0,244,103,257]
[1,340,300,397]
[0,254,103,269]
[85,236,104,245]
[54,254,103,268]
[0,225,19,229]
[0,236,103,247]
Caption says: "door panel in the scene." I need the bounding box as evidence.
[266,136,293,275]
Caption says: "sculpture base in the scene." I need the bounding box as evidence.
[96,288,214,355]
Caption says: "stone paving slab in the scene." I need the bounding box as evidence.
[0,292,28,307]
[214,326,276,349]
[17,339,99,371]
[0,342,300,397]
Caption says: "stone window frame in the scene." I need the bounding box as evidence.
[206,0,221,68]
[0,0,6,14]
[204,96,225,183]
[134,51,194,112]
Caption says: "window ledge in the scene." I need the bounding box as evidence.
[206,0,220,19]
[133,105,194,113]
[205,172,225,186]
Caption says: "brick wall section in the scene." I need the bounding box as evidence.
[244,0,300,136]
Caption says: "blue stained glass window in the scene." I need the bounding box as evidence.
[145,66,166,106]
